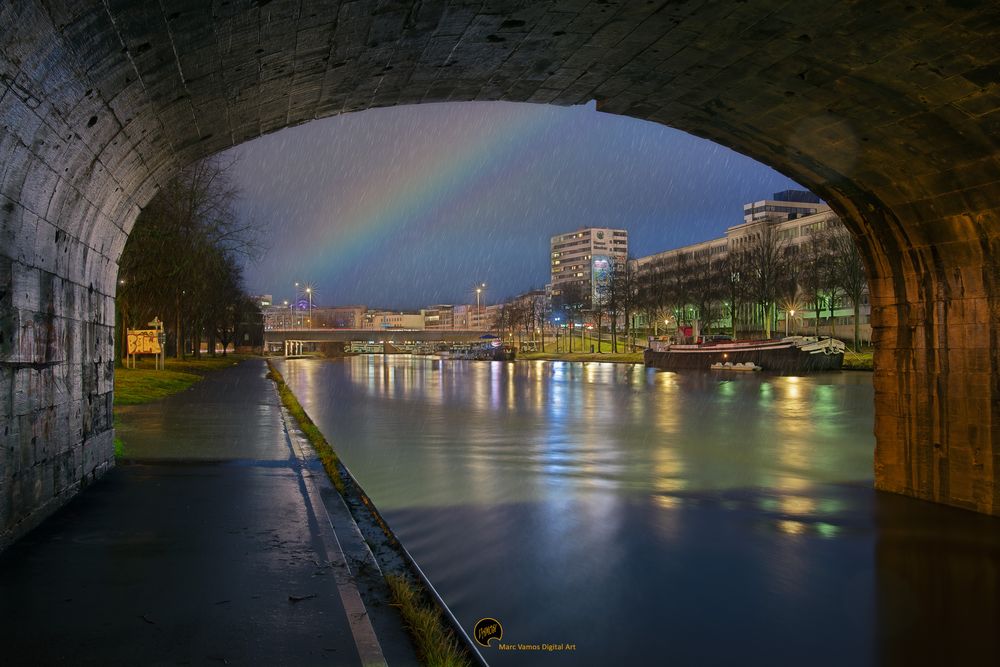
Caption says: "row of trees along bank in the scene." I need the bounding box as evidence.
[116,157,263,362]
[512,221,867,353]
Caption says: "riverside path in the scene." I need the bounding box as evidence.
[0,358,417,666]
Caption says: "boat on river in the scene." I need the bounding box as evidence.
[644,335,845,373]
[440,342,516,361]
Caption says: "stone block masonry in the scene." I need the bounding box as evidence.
[1,0,999,546]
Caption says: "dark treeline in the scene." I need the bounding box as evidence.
[116,157,263,362]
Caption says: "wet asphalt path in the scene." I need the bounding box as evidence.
[0,359,405,666]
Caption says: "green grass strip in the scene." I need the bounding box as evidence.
[518,351,644,363]
[266,361,347,494]
[114,369,203,405]
[385,574,472,667]
[842,351,874,370]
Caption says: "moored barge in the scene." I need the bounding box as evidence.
[644,336,845,373]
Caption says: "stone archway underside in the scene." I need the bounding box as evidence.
[1,0,998,545]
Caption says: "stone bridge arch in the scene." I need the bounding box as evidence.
[1,0,998,545]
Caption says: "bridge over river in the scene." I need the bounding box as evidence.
[264,328,498,355]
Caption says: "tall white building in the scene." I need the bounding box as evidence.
[550,227,628,309]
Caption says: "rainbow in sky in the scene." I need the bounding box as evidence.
[294,105,570,279]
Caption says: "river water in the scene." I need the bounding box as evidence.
[276,356,1000,666]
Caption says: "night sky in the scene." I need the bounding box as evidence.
[228,101,802,310]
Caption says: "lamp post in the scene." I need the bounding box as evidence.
[294,282,300,328]
[306,287,313,329]
[475,283,486,328]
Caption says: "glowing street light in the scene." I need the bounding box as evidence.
[475,283,486,323]
[294,282,300,327]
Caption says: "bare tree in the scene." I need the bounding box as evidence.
[604,257,637,352]
[532,292,548,352]
[554,281,585,352]
[686,253,723,341]
[720,248,749,338]
[826,228,868,349]
[798,234,831,337]
[743,223,788,338]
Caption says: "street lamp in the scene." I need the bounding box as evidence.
[294,282,300,328]
[306,287,313,330]
[475,283,486,326]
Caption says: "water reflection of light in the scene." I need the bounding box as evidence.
[778,519,807,535]
[759,382,773,405]
[506,362,516,410]
[653,446,686,493]
[490,362,501,411]
[776,476,812,494]
[653,495,682,509]
[786,379,801,399]
[779,495,817,516]
[816,522,840,538]
[652,374,681,435]
[289,355,872,515]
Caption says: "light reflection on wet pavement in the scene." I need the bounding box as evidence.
[280,356,1000,666]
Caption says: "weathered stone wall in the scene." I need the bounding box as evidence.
[1,0,998,545]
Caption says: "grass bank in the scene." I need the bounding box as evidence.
[519,351,643,364]
[115,369,203,406]
[265,362,347,495]
[843,350,874,370]
[266,360,472,667]
[385,574,470,667]
[115,354,251,405]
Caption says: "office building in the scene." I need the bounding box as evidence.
[550,227,628,309]
[634,192,868,341]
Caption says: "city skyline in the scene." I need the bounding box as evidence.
[229,101,803,309]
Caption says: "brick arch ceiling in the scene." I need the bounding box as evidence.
[1,0,998,545]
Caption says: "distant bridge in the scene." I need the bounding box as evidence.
[264,328,492,346]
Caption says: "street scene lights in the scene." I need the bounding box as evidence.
[306,286,313,328]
